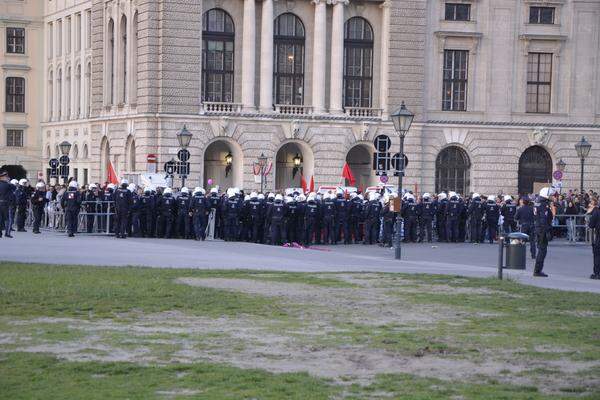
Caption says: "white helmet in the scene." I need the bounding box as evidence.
[10,179,18,185]
[250,191,258,199]
[19,178,28,186]
[36,182,45,189]
[472,193,480,199]
[297,194,306,202]
[275,194,283,201]
[369,192,379,201]
[193,187,202,195]
[350,192,357,199]
[210,187,218,194]
[107,183,116,190]
[503,195,512,202]
[164,187,173,195]
[423,193,431,200]
[438,193,447,200]
[69,181,79,189]
[307,194,316,202]
[226,188,235,198]
[181,187,189,194]
[121,178,129,186]
[234,187,241,195]
[488,195,496,202]
[244,195,250,202]
[128,183,137,192]
[89,183,97,190]
[144,186,151,193]
[257,193,265,200]
[268,193,275,199]
[284,196,293,204]
[539,187,554,199]
[449,191,457,199]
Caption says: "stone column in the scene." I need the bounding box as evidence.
[241,0,256,111]
[80,12,87,118]
[329,0,347,114]
[379,1,391,119]
[259,0,274,112]
[312,0,327,113]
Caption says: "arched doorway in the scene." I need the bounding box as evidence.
[0,165,27,180]
[518,146,552,195]
[100,136,110,183]
[435,146,470,195]
[203,139,242,189]
[275,141,314,191]
[346,144,374,190]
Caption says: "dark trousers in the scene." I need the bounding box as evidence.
[16,205,27,230]
[535,228,549,273]
[349,217,361,243]
[86,213,95,233]
[193,213,207,240]
[65,210,79,235]
[503,220,517,235]
[116,211,129,237]
[337,219,349,244]
[404,217,417,242]
[446,218,459,242]
[144,212,154,237]
[420,218,433,242]
[437,217,446,241]
[520,224,536,258]
[158,214,173,238]
[177,212,190,238]
[270,220,284,245]
[383,219,394,246]
[593,237,600,276]
[225,216,238,241]
[486,220,498,243]
[470,218,482,243]
[305,219,317,245]
[365,218,379,244]
[323,217,335,244]
[0,205,8,235]
[33,206,44,233]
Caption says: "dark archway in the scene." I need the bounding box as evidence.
[345,144,374,190]
[518,146,552,195]
[435,146,470,195]
[1,165,27,180]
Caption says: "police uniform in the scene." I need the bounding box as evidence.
[468,197,485,243]
[485,200,500,244]
[321,195,336,245]
[190,191,208,241]
[445,196,462,242]
[304,198,320,246]
[533,195,553,276]
[501,199,518,235]
[587,205,600,279]
[267,198,286,245]
[419,197,436,243]
[114,185,133,238]
[515,201,536,259]
[31,187,48,234]
[61,187,82,237]
[0,173,13,237]
[176,192,191,239]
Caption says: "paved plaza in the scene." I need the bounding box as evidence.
[1,232,597,293]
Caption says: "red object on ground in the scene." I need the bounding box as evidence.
[107,162,119,185]
[342,163,356,186]
[301,175,308,193]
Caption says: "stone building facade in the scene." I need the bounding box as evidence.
[40,0,600,195]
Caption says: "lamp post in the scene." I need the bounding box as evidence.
[59,140,72,184]
[225,151,233,178]
[292,153,302,181]
[176,125,192,187]
[258,153,268,193]
[390,101,414,260]
[574,136,592,195]
[555,158,566,194]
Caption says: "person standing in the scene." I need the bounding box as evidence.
[586,198,600,280]
[419,193,436,243]
[191,187,208,241]
[30,182,48,234]
[113,180,133,239]
[61,181,82,237]
[15,179,29,232]
[533,187,555,277]
[0,171,12,238]
[515,197,536,259]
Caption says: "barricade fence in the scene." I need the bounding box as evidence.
[25,200,115,235]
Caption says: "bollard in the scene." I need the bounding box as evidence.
[497,235,504,280]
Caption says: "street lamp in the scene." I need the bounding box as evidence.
[292,153,302,179]
[574,136,592,194]
[176,125,192,187]
[59,141,72,156]
[556,158,566,173]
[59,141,72,184]
[258,153,268,193]
[390,101,414,260]
[225,151,233,177]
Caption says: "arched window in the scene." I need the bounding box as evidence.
[274,13,305,105]
[75,64,81,117]
[72,144,79,160]
[48,70,53,119]
[120,15,127,104]
[131,12,138,103]
[82,144,89,159]
[344,17,373,108]
[107,18,115,105]
[202,8,234,102]
[86,62,91,117]
[57,68,62,119]
[125,135,136,172]
[435,146,471,195]
[518,146,552,195]
[5,77,25,113]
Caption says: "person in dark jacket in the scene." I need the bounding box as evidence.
[191,187,208,241]
[304,194,320,246]
[501,195,518,235]
[267,194,286,245]
[586,198,600,280]
[402,193,420,243]
[468,193,485,243]
[321,193,336,245]
[515,197,536,259]
[533,187,555,277]
[61,181,82,237]
[15,179,29,232]
[0,171,13,238]
[157,187,176,238]
[113,180,133,239]
[485,195,500,244]
[419,193,436,243]
[83,184,99,233]
[176,187,192,239]
[30,182,49,234]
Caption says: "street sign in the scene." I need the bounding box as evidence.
[49,158,59,169]
[147,154,157,163]
[58,165,69,178]
[164,160,176,176]
[177,161,190,176]
[373,152,390,175]
[373,135,391,153]
[391,153,409,169]
[553,170,563,181]
[59,155,70,165]
[177,149,190,162]
[50,168,58,178]
[379,175,389,184]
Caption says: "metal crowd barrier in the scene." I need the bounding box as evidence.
[25,200,115,235]
[552,214,590,244]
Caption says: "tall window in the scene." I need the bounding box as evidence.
[274,13,305,105]
[529,7,554,24]
[57,19,62,56]
[57,68,62,119]
[442,50,468,111]
[6,129,24,147]
[86,10,92,49]
[435,146,470,195]
[66,17,72,54]
[6,28,25,54]
[75,13,82,52]
[66,67,71,118]
[48,23,53,58]
[120,15,127,104]
[108,18,115,105]
[343,17,373,108]
[202,9,235,102]
[5,77,25,113]
[76,64,81,117]
[445,3,471,21]
[526,53,552,113]
[48,70,53,119]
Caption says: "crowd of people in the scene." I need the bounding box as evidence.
[0,168,599,280]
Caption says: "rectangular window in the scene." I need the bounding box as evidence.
[75,13,82,52]
[48,23,53,58]
[73,168,79,182]
[5,77,25,113]
[86,10,92,49]
[526,53,552,113]
[529,7,555,24]
[442,50,468,111]
[6,27,25,54]
[66,17,71,54]
[57,19,62,56]
[445,3,471,21]
[6,129,24,147]
[83,168,89,185]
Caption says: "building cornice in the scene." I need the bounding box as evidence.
[1,64,31,71]
[426,120,600,129]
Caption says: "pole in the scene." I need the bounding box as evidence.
[394,136,405,260]
[260,168,264,194]
[497,235,504,280]
[182,175,186,188]
[580,158,585,195]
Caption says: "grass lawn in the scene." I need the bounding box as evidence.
[1,262,599,399]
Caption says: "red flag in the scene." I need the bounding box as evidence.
[301,175,308,193]
[342,163,356,186]
[309,176,315,192]
[107,161,119,185]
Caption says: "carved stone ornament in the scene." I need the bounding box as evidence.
[291,120,301,139]
[531,127,550,146]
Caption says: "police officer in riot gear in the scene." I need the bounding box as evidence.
[436,193,448,242]
[364,192,381,245]
[501,195,517,235]
[419,193,436,243]
[114,179,132,239]
[61,181,82,237]
[402,193,420,242]
[516,197,536,259]
[334,191,349,244]
[485,195,500,244]
[321,193,337,245]
[468,193,485,244]
[84,184,99,233]
[304,193,320,246]
[158,187,176,238]
[533,187,554,277]
[191,187,208,241]
[586,198,600,280]
[31,182,48,234]
[140,187,154,237]
[176,187,192,239]
[224,188,241,241]
[445,192,462,242]
[267,194,286,245]
[15,179,29,232]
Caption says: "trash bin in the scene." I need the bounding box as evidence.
[505,232,529,270]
